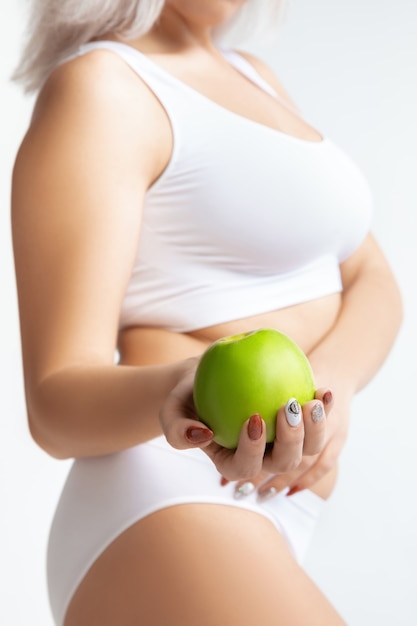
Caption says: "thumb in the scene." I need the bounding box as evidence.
[159,373,214,450]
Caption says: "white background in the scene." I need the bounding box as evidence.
[1,1,416,624]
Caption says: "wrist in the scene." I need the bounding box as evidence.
[167,355,199,391]
[307,352,356,401]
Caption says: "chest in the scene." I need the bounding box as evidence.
[143,117,373,273]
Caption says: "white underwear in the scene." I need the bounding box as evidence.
[47,436,324,626]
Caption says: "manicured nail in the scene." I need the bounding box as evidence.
[248,413,263,441]
[258,487,278,501]
[234,482,255,499]
[185,427,213,444]
[311,402,324,423]
[286,485,303,497]
[285,399,301,427]
[220,477,229,487]
[323,390,333,406]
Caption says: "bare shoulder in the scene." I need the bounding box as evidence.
[33,48,161,124]
[235,49,299,111]
[18,48,171,186]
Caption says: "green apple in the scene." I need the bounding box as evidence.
[193,328,316,449]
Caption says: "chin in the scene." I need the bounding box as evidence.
[167,0,247,27]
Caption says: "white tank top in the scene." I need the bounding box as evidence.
[75,41,373,332]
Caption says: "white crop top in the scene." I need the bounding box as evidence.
[76,41,373,332]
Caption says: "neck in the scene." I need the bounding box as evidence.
[111,5,238,57]
[155,7,217,51]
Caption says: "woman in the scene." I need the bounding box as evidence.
[11,1,402,624]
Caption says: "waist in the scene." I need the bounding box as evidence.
[118,291,342,366]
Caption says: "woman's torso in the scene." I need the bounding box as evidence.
[95,37,369,366]
[62,36,371,367]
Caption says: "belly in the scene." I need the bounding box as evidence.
[118,293,341,366]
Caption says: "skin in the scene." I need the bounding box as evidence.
[12,1,403,624]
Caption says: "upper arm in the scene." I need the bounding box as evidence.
[12,51,170,389]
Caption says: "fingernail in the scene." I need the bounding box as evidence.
[311,402,324,423]
[248,413,263,441]
[285,398,301,427]
[185,427,213,444]
[323,390,333,406]
[286,485,303,497]
[258,487,278,501]
[220,477,229,487]
[234,482,255,499]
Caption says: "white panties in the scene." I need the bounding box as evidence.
[47,436,323,626]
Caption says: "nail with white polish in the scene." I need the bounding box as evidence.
[258,487,278,501]
[285,398,301,427]
[234,482,255,499]
[311,402,324,423]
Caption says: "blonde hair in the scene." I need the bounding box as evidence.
[13,0,288,93]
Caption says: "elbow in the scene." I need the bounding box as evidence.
[25,371,81,459]
[26,405,73,460]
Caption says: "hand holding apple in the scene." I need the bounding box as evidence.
[193,328,316,449]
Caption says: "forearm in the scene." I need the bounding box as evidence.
[28,361,185,459]
[308,263,402,395]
